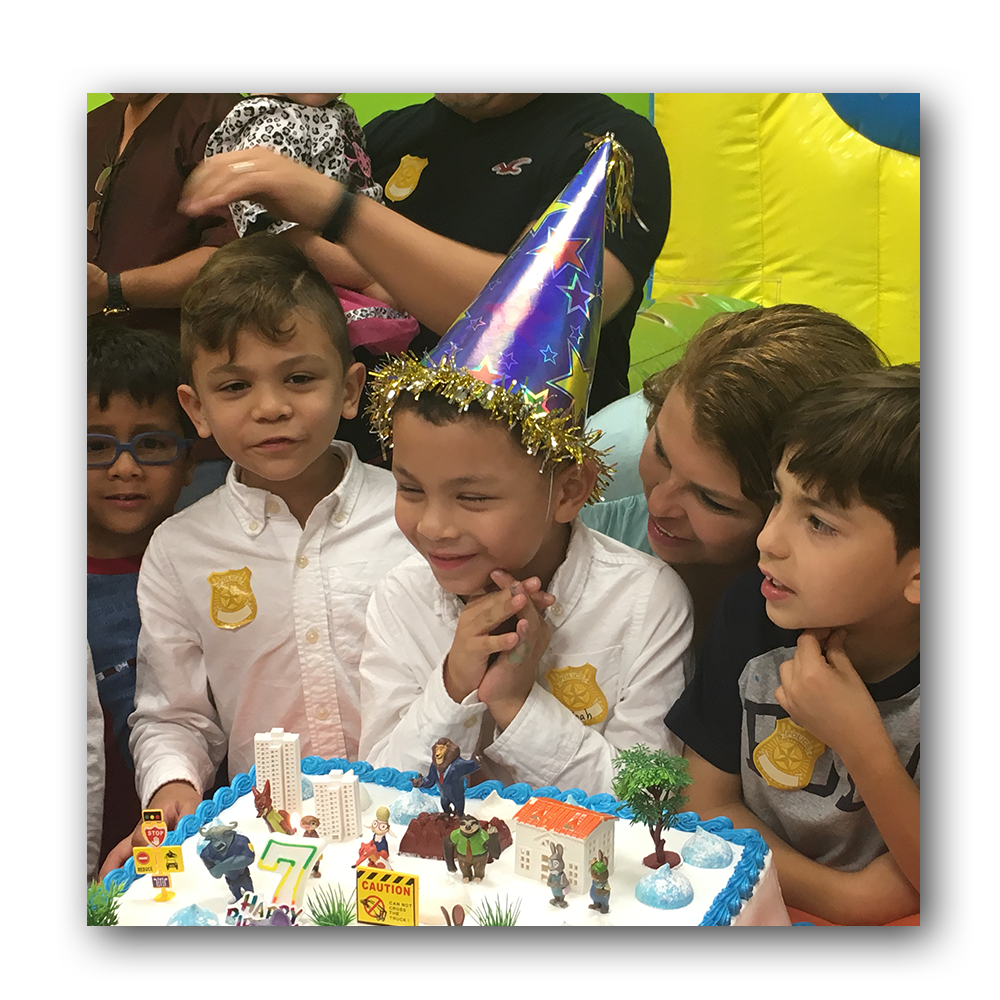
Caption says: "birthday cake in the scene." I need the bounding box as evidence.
[104,756,789,926]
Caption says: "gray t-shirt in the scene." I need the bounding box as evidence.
[738,646,920,871]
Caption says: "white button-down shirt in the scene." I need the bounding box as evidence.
[358,520,694,796]
[130,443,411,806]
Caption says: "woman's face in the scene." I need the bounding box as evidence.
[637,386,765,567]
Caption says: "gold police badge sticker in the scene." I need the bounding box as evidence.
[207,567,257,630]
[545,663,608,726]
[752,718,827,790]
[384,154,429,202]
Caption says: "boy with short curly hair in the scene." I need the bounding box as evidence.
[123,234,411,846]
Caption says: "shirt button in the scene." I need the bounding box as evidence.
[265,499,281,515]
[305,629,319,644]
[247,520,260,532]
[333,513,346,524]
[463,715,478,728]
[297,555,309,569]
[551,603,564,616]
[315,706,330,721]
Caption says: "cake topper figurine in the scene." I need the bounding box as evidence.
[411,737,480,816]
[588,851,611,913]
[199,820,256,901]
[547,842,570,908]
[369,805,394,855]
[253,778,297,835]
[130,807,186,902]
[353,805,395,870]
[300,814,323,877]
[443,814,502,883]
[611,744,693,869]
[367,135,638,504]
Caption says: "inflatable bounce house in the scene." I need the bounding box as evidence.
[588,92,920,498]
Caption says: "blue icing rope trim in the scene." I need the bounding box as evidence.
[102,757,770,924]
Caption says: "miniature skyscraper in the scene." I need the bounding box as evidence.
[254,728,302,814]
[311,770,362,841]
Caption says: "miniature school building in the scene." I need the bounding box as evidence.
[253,727,302,814]
[511,797,616,890]
[311,770,363,841]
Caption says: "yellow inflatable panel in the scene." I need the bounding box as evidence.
[650,94,919,363]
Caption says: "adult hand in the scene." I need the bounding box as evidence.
[87,262,108,314]
[179,147,342,231]
[775,629,883,758]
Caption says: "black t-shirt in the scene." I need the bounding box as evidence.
[665,568,800,773]
[364,94,671,414]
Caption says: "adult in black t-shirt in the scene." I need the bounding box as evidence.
[365,94,671,414]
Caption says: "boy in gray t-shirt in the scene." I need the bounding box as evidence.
[668,366,920,925]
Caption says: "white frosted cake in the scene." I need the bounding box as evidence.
[104,757,788,926]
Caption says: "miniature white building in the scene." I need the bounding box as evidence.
[511,797,616,891]
[254,727,302,814]
[311,770,362,841]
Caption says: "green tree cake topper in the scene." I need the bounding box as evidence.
[612,745,693,868]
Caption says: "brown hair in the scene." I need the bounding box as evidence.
[772,365,920,558]
[179,232,352,378]
[391,389,527,449]
[87,320,196,438]
[642,304,887,510]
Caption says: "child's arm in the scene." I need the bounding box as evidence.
[775,629,920,892]
[684,747,919,924]
[358,569,499,772]
[129,533,228,809]
[485,562,693,795]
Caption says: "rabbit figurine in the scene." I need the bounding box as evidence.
[588,851,611,913]
[547,842,569,908]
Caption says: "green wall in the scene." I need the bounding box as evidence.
[87,93,651,124]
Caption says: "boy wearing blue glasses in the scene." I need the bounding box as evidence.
[87,321,196,870]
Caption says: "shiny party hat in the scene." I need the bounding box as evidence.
[369,135,639,502]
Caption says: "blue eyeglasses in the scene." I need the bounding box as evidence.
[87,432,193,468]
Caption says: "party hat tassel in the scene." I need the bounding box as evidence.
[584,132,647,233]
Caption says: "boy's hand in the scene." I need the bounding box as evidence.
[775,629,883,757]
[97,780,201,881]
[477,570,552,731]
[443,571,553,705]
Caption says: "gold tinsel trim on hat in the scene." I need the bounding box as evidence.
[367,354,614,504]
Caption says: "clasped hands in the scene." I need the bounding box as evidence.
[444,569,553,732]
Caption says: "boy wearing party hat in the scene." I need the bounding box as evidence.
[357,140,694,796]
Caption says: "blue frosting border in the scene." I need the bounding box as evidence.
[104,757,768,926]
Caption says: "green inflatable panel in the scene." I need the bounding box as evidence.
[627,292,756,393]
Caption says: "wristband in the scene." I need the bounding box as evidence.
[321,191,358,244]
[102,272,129,316]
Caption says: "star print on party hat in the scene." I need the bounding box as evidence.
[369,135,641,503]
